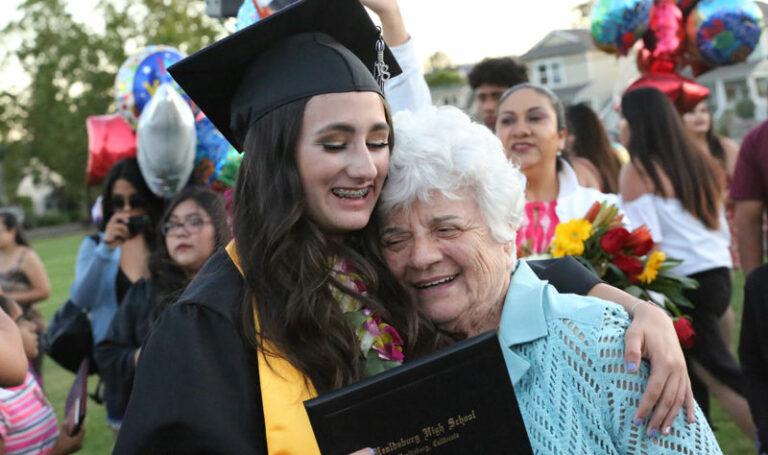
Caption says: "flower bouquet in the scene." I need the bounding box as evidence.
[545,201,698,348]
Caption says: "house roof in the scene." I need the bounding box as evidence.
[520,29,595,62]
[696,59,768,84]
[552,82,591,103]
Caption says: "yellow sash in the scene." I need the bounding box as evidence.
[225,241,321,455]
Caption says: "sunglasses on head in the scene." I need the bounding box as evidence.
[111,194,146,210]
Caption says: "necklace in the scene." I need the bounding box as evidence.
[330,258,404,377]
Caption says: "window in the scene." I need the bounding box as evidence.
[756,77,768,98]
[535,60,565,88]
[724,80,748,102]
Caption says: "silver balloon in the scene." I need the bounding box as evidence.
[136,83,196,197]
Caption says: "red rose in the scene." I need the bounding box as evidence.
[625,226,654,256]
[673,318,696,349]
[612,253,644,283]
[601,227,631,255]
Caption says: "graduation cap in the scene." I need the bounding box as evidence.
[168,0,402,152]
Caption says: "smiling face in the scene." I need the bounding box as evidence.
[164,199,217,276]
[682,100,711,135]
[494,88,566,176]
[380,190,514,336]
[296,91,390,236]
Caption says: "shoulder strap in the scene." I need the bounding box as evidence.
[12,248,28,270]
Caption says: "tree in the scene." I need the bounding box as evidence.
[0,0,228,214]
[424,51,452,74]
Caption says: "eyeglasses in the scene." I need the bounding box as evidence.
[111,194,145,211]
[162,216,211,236]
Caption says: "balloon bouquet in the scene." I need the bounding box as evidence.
[87,44,244,203]
[87,0,299,216]
[590,0,764,111]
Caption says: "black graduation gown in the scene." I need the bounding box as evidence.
[113,251,600,454]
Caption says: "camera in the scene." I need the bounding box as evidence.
[125,215,149,237]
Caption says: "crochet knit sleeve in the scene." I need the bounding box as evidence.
[594,304,722,454]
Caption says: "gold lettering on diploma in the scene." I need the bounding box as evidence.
[372,409,478,454]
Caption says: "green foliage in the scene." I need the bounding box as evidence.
[424,69,465,88]
[0,0,228,210]
[735,97,756,119]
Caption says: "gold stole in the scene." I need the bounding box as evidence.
[225,242,321,455]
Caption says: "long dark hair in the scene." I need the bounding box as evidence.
[683,101,726,168]
[100,157,164,248]
[232,96,437,394]
[0,213,28,246]
[621,88,723,229]
[566,103,622,193]
[148,187,230,317]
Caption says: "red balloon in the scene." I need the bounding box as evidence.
[86,114,137,185]
[626,72,709,112]
[648,0,685,73]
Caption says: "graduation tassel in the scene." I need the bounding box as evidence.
[374,27,390,91]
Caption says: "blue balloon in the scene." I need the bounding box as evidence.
[193,116,232,187]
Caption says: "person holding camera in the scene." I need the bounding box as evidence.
[95,187,230,434]
[68,157,164,435]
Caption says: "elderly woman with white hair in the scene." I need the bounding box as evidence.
[378,106,721,454]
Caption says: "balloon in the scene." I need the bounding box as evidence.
[115,45,190,130]
[626,72,710,112]
[686,0,764,66]
[136,84,197,197]
[193,115,230,186]
[235,0,273,30]
[193,116,242,190]
[590,0,653,56]
[211,146,243,190]
[644,0,685,73]
[675,0,700,16]
[85,114,137,185]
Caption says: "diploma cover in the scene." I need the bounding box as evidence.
[64,358,89,436]
[304,331,533,455]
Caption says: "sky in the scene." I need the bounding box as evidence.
[1,0,587,91]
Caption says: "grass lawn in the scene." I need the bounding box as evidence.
[30,231,756,454]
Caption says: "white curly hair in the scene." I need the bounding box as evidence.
[379,105,525,244]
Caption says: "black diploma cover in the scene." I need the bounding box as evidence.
[304,331,533,455]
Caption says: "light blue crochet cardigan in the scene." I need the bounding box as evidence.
[69,234,121,343]
[499,261,722,454]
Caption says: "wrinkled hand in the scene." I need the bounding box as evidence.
[624,302,695,436]
[103,212,131,249]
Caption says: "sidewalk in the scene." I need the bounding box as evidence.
[25,223,95,240]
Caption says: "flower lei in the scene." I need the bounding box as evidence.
[330,258,405,377]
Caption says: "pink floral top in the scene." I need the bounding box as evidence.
[517,200,559,256]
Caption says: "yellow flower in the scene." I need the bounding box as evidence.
[638,251,666,284]
[552,219,593,257]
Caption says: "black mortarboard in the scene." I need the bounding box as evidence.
[168,0,402,152]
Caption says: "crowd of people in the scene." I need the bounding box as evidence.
[0,0,767,453]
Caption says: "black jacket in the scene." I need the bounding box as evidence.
[95,278,158,420]
[739,264,768,450]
